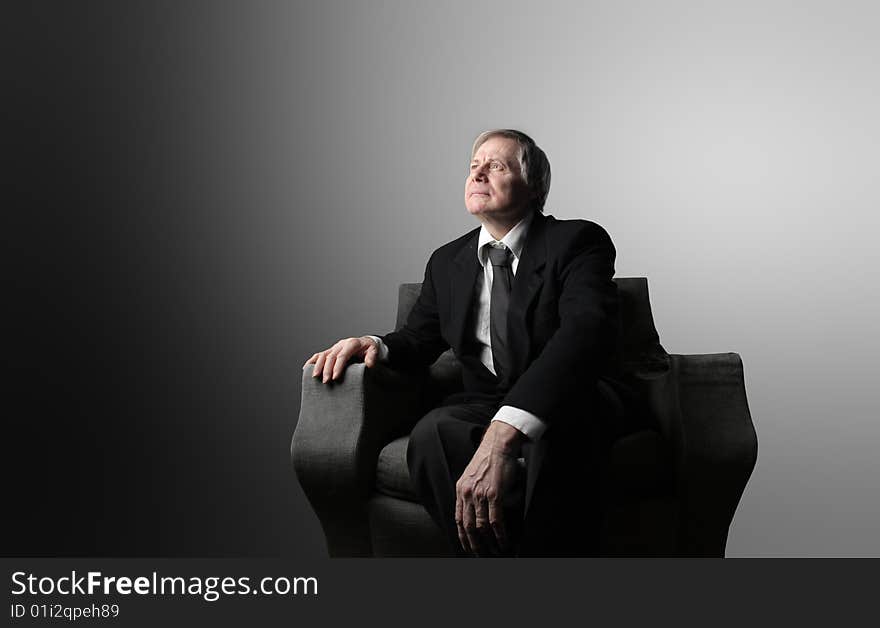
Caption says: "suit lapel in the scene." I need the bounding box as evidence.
[446,216,548,375]
[506,213,548,381]
[449,230,480,354]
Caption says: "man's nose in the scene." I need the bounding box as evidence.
[471,163,488,181]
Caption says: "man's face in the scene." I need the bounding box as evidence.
[464,136,533,222]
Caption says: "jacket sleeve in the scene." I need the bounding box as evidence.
[501,223,619,423]
[379,252,450,370]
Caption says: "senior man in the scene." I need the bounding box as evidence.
[305,129,635,557]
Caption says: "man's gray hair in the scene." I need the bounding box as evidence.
[470,129,552,212]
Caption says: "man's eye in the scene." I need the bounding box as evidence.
[490,162,502,170]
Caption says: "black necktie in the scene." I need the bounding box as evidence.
[488,244,514,378]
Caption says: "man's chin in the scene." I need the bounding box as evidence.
[465,201,495,214]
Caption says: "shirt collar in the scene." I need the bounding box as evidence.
[476,211,535,268]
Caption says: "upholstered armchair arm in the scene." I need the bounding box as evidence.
[291,362,424,556]
[668,352,758,556]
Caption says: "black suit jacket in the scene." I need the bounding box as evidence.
[381,212,622,428]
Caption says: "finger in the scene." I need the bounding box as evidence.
[312,353,326,378]
[487,493,509,553]
[456,510,471,555]
[463,500,483,557]
[304,353,319,367]
[364,342,377,367]
[331,347,352,380]
[322,352,337,383]
[455,491,471,555]
[474,493,499,556]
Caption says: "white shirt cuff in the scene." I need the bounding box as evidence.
[491,405,547,441]
[366,335,390,362]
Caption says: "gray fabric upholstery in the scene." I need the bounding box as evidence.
[615,277,668,373]
[292,362,424,556]
[367,494,452,557]
[292,277,758,557]
[375,436,415,501]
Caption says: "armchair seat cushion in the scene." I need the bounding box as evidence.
[375,436,416,501]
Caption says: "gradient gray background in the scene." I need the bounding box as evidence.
[8,1,879,557]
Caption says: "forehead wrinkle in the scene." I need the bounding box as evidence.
[471,149,519,167]
[472,139,523,172]
[472,153,512,164]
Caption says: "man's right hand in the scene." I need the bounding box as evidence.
[304,336,380,383]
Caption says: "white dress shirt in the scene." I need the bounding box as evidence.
[370,212,547,441]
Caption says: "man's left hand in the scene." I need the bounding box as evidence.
[455,421,525,557]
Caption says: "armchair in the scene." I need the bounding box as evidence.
[291,278,757,556]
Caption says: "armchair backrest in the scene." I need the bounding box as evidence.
[614,277,668,373]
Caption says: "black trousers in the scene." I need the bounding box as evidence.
[406,389,619,557]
